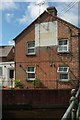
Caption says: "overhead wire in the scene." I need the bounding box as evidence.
[58,0,77,16]
[58,0,79,17]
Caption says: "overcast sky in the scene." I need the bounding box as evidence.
[0,0,80,45]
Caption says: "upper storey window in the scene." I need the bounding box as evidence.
[58,39,68,53]
[27,41,35,55]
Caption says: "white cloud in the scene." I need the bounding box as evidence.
[61,12,78,26]
[8,40,15,45]
[18,2,48,25]
[5,13,14,23]
[2,1,79,27]
[57,2,79,27]
[27,2,48,19]
[0,0,19,10]
[27,2,79,27]
[18,15,29,24]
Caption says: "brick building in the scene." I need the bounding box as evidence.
[14,7,80,89]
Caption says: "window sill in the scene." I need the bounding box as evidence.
[26,54,36,56]
[58,51,70,55]
[27,79,35,82]
[58,80,69,83]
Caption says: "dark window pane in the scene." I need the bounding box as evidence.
[63,68,68,72]
[27,67,34,72]
[59,46,63,51]
[59,67,63,71]
[28,42,35,47]
[63,40,67,45]
[59,73,68,80]
[59,41,62,45]
[28,73,35,79]
[59,40,67,45]
[28,49,35,54]
[63,46,67,51]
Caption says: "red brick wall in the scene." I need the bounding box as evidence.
[15,12,79,89]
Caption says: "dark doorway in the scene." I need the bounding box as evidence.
[9,69,14,79]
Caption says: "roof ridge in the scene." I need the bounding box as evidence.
[13,10,80,41]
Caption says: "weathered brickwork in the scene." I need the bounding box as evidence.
[14,8,79,89]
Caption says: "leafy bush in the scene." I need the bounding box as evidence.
[33,78,43,88]
[14,79,24,88]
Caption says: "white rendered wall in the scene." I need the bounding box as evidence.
[0,62,15,87]
[35,21,58,47]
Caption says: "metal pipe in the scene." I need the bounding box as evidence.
[61,101,75,120]
[61,87,80,120]
[76,102,80,119]
[75,87,80,98]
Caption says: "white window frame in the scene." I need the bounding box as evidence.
[27,41,35,55]
[26,66,36,81]
[57,66,69,81]
[58,39,69,53]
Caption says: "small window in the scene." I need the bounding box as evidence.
[0,67,2,76]
[58,39,68,52]
[26,66,35,81]
[27,41,35,55]
[57,66,69,81]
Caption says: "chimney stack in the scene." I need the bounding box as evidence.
[47,7,57,16]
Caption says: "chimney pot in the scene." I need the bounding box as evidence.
[47,7,57,16]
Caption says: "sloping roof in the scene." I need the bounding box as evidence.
[0,46,13,57]
[13,10,46,41]
[13,9,80,41]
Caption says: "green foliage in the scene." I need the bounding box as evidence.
[14,79,24,88]
[33,78,43,88]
